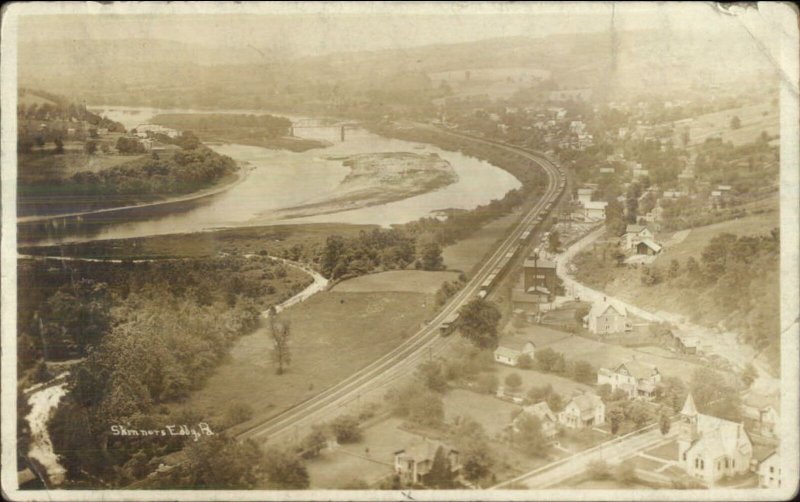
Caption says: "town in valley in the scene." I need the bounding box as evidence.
[4,3,794,498]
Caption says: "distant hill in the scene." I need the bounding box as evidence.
[17,29,775,111]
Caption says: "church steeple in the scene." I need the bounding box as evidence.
[681,393,698,417]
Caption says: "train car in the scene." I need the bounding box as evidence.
[439,312,460,336]
[480,276,493,293]
[519,230,531,242]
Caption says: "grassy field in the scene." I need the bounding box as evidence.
[680,101,779,147]
[443,389,520,438]
[180,290,437,426]
[442,208,523,275]
[333,270,461,294]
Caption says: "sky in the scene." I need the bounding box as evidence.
[15,2,785,58]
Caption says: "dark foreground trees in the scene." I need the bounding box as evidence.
[457,298,501,349]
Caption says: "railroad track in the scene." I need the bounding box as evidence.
[236,128,566,444]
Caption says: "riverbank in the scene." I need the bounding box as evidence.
[273,152,458,219]
[151,113,330,152]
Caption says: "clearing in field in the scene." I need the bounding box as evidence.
[332,270,461,294]
[179,290,438,427]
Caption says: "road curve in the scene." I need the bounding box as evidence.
[235,128,566,445]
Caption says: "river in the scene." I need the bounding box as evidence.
[30,106,520,244]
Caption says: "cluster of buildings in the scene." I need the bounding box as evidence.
[510,391,606,440]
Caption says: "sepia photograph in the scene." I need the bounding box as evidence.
[1,2,798,500]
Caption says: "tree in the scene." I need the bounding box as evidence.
[517,354,533,369]
[605,199,626,235]
[224,402,254,427]
[262,448,310,489]
[515,414,547,457]
[534,347,564,373]
[116,136,146,154]
[268,308,291,375]
[417,241,445,270]
[416,360,448,393]
[625,183,641,223]
[659,412,672,435]
[457,299,501,349]
[182,434,263,489]
[54,137,64,154]
[475,373,499,394]
[84,140,98,155]
[454,418,493,482]
[387,383,444,427]
[571,360,595,384]
[691,367,742,422]
[504,373,522,393]
[668,259,680,278]
[548,231,561,253]
[424,446,457,488]
[730,115,741,130]
[608,407,625,435]
[546,392,564,413]
[299,425,329,459]
[330,414,362,443]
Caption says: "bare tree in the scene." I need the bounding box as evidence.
[268,306,291,375]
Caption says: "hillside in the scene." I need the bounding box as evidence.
[571,207,780,372]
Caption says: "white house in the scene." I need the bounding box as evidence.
[558,393,605,429]
[394,438,460,485]
[623,224,656,251]
[758,449,781,488]
[582,201,608,221]
[597,359,661,400]
[677,394,753,485]
[494,336,535,366]
[585,299,629,335]
[577,188,594,205]
[513,402,559,439]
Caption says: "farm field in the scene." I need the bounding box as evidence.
[680,101,779,147]
[178,290,438,428]
[333,270,461,294]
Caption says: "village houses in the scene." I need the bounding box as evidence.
[677,394,753,485]
[558,392,605,429]
[597,358,662,400]
[394,438,460,485]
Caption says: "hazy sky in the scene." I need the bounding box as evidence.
[17,2,780,57]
